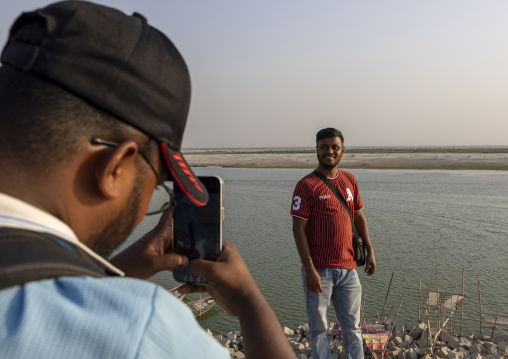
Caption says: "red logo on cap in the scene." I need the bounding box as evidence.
[172,154,203,193]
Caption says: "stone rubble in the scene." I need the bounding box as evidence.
[206,319,508,359]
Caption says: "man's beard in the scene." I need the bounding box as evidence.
[87,177,143,259]
[317,153,340,170]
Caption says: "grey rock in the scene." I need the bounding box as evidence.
[441,331,452,343]
[468,344,481,354]
[302,348,312,356]
[394,320,405,333]
[436,347,450,358]
[284,326,295,336]
[448,338,461,349]
[416,337,428,348]
[497,341,508,353]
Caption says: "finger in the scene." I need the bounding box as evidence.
[154,253,188,271]
[153,208,174,240]
[178,283,207,295]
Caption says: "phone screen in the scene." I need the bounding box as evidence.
[173,176,223,284]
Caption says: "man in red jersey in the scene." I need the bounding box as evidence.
[291,128,376,359]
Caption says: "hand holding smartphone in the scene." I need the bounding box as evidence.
[172,176,224,284]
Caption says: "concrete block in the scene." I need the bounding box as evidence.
[472,332,485,341]
[468,344,480,354]
[227,333,237,341]
[416,337,428,348]
[393,336,403,345]
[441,331,452,343]
[415,347,429,356]
[403,334,413,343]
[294,343,305,351]
[301,323,310,332]
[448,338,460,349]
[394,320,405,333]
[296,354,308,359]
[497,341,508,353]
[436,347,450,358]
[302,348,312,356]
[399,340,412,349]
[284,326,295,336]
[447,352,466,359]
[409,326,424,340]
[459,337,472,347]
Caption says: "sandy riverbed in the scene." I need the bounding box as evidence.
[184,152,508,170]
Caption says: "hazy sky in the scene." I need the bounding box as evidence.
[2,1,508,148]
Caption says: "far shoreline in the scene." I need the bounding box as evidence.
[183,149,508,171]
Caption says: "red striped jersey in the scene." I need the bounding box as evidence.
[290,169,363,269]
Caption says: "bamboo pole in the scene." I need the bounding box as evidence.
[426,283,432,349]
[361,292,370,334]
[382,305,395,330]
[419,279,422,323]
[440,273,445,348]
[460,269,465,336]
[436,256,439,300]
[490,311,499,341]
[449,270,453,336]
[382,294,404,355]
[452,273,461,337]
[431,304,459,354]
[380,272,394,322]
[478,281,483,333]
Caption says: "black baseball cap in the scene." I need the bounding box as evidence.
[1,0,208,206]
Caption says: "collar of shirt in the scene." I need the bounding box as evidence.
[0,192,124,276]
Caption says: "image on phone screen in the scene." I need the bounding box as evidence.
[173,176,223,284]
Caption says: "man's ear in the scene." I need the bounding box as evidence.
[94,141,139,199]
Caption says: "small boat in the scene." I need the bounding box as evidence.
[168,285,185,301]
[187,296,216,317]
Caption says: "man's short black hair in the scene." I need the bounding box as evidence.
[0,66,155,175]
[316,128,344,145]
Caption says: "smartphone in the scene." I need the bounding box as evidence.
[172,175,224,284]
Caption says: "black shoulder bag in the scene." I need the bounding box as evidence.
[313,170,366,267]
[0,228,117,290]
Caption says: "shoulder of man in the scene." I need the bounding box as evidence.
[0,277,228,358]
[338,169,358,184]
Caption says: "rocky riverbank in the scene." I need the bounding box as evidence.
[205,319,508,359]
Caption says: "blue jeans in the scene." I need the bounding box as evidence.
[302,266,363,359]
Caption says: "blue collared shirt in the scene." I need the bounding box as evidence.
[0,193,229,358]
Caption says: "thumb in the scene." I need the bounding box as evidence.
[188,258,216,279]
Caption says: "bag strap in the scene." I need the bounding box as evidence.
[0,228,118,290]
[313,170,359,237]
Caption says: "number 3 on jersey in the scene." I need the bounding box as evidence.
[292,196,301,211]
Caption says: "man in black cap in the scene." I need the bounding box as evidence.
[0,1,295,358]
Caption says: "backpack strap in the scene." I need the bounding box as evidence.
[0,228,118,290]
